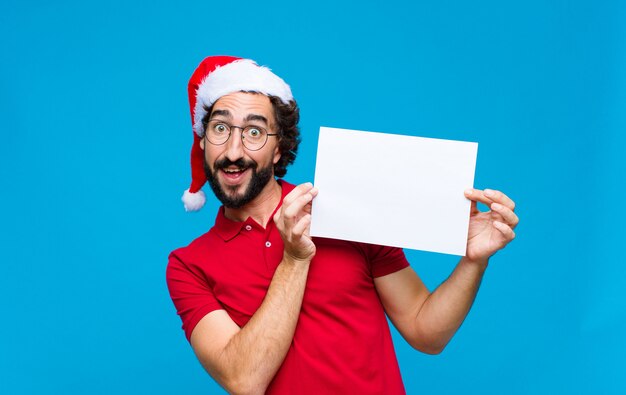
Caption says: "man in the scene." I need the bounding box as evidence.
[166,56,518,395]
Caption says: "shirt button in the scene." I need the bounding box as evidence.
[265,241,272,247]
[245,225,252,231]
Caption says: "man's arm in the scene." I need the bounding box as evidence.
[375,188,518,354]
[190,183,318,395]
[375,257,487,354]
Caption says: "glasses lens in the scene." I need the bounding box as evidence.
[242,126,268,151]
[207,121,230,145]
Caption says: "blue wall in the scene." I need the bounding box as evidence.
[1,1,624,393]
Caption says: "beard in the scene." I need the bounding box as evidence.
[204,157,274,209]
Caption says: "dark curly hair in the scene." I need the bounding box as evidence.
[201,93,300,178]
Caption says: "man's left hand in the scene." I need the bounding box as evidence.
[463,188,519,263]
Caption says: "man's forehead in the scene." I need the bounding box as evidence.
[210,92,274,123]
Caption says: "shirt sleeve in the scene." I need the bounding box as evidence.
[364,244,410,278]
[166,250,223,342]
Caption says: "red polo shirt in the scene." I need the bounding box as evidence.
[167,180,409,394]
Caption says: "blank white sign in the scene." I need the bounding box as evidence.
[310,127,478,256]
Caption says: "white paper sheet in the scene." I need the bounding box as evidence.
[310,127,478,256]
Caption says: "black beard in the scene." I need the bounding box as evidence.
[204,157,274,209]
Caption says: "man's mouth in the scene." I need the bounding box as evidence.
[222,167,245,174]
[219,166,251,183]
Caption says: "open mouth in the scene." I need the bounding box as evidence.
[220,167,250,184]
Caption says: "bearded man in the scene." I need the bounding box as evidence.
[166,56,519,395]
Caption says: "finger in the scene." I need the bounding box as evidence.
[291,214,312,238]
[493,220,516,241]
[465,189,494,208]
[303,200,313,215]
[273,209,283,227]
[470,199,479,215]
[491,202,519,228]
[484,189,516,211]
[283,190,317,222]
[303,188,318,215]
[279,185,317,229]
[283,182,314,206]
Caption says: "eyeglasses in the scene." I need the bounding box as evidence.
[204,119,279,151]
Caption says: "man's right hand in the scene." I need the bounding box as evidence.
[190,182,319,395]
[273,182,318,262]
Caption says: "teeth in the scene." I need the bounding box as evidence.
[224,168,243,173]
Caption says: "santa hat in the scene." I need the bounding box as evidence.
[182,55,294,211]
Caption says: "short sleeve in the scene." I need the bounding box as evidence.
[363,244,410,278]
[166,250,223,342]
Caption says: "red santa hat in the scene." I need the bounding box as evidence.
[182,55,294,211]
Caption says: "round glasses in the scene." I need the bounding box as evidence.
[205,119,279,151]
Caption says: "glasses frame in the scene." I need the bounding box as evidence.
[204,119,279,151]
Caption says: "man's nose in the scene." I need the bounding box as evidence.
[224,129,245,161]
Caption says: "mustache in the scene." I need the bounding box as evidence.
[214,158,257,171]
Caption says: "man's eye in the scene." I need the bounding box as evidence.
[247,128,262,138]
[215,124,228,133]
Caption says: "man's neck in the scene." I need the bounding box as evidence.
[223,179,283,227]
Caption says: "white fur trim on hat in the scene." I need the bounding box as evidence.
[182,189,206,212]
[193,59,293,137]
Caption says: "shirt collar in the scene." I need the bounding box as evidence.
[213,179,296,242]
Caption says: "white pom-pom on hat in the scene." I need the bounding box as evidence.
[182,189,206,212]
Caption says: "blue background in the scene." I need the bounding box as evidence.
[1,0,624,394]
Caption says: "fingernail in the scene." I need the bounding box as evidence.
[465,189,473,195]
[311,187,319,194]
[484,189,494,197]
[492,203,501,210]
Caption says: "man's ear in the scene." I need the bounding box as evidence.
[273,145,281,164]
[199,136,205,150]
